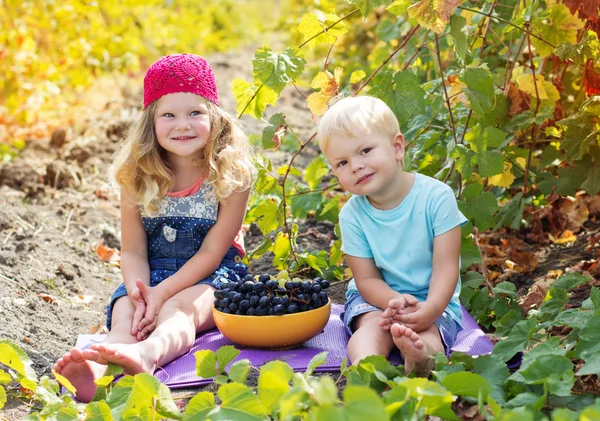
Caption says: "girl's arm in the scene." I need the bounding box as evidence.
[119,190,151,293]
[147,188,250,304]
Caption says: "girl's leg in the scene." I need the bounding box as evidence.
[348,310,395,365]
[91,284,215,374]
[390,323,443,375]
[53,296,137,402]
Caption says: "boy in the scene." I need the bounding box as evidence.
[317,96,467,375]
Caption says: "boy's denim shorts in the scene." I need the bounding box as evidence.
[341,291,463,356]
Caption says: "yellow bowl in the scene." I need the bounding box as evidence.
[212,300,331,349]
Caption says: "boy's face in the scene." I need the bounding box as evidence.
[325,130,405,198]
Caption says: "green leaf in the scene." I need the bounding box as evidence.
[212,382,269,420]
[0,341,37,391]
[250,199,283,234]
[554,308,593,330]
[473,355,509,404]
[305,351,328,376]
[343,386,389,421]
[555,30,600,65]
[510,355,574,396]
[534,287,569,322]
[459,191,499,230]
[310,404,345,421]
[85,401,113,421]
[252,46,305,94]
[583,158,600,195]
[348,0,391,16]
[495,192,524,229]
[398,378,457,419]
[122,373,182,420]
[228,359,250,384]
[290,191,324,219]
[304,155,329,190]
[467,125,506,153]
[554,272,589,290]
[449,15,468,59]
[407,0,460,33]
[575,315,600,362]
[450,144,475,177]
[106,377,134,421]
[442,372,492,400]
[273,232,292,268]
[492,318,537,362]
[183,391,216,421]
[371,71,427,128]
[476,150,504,177]
[195,349,218,378]
[460,67,495,116]
[261,113,287,150]
[232,78,278,119]
[216,345,240,374]
[531,4,585,57]
[258,360,294,414]
[537,171,558,196]
[556,157,591,196]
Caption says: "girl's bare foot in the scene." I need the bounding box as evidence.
[90,343,154,375]
[53,348,105,402]
[390,323,434,375]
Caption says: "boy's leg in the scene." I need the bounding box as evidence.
[348,311,395,365]
[90,284,215,374]
[53,296,137,402]
[390,323,443,375]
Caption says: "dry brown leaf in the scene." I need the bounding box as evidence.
[509,250,539,273]
[549,230,577,244]
[519,278,553,312]
[89,324,109,334]
[505,81,531,116]
[96,239,121,264]
[39,294,56,304]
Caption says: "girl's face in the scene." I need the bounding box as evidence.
[154,92,211,161]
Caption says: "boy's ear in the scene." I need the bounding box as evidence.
[392,133,405,159]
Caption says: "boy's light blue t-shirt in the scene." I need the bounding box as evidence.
[339,173,468,326]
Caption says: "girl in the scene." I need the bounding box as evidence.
[53,54,255,402]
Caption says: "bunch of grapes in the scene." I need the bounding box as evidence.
[213,271,331,316]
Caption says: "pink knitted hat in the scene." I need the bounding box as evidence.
[143,54,219,109]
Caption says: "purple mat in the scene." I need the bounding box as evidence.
[76,304,497,388]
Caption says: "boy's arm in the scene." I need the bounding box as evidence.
[395,225,461,331]
[347,255,405,310]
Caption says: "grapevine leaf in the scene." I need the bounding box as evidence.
[306,351,329,375]
[307,92,331,116]
[370,70,426,127]
[473,355,510,404]
[387,0,412,14]
[467,125,506,153]
[449,15,468,59]
[106,376,134,421]
[407,0,461,33]
[228,359,251,384]
[0,386,5,411]
[488,161,515,188]
[258,361,294,414]
[261,113,287,151]
[516,74,560,106]
[252,46,306,94]
[495,192,524,229]
[460,68,495,116]
[555,30,600,65]
[85,401,113,421]
[233,79,278,119]
[555,157,591,196]
[450,144,475,177]
[350,70,366,83]
[348,0,391,16]
[195,350,218,378]
[537,171,558,196]
[183,392,216,420]
[250,199,283,234]
[52,370,76,396]
[298,12,348,49]
[343,386,389,420]
[304,155,329,190]
[531,4,585,57]
[442,372,491,400]
[216,346,240,374]
[476,150,504,177]
[0,341,37,391]
[582,158,600,195]
[459,191,499,231]
[209,383,269,420]
[398,378,457,419]
[290,191,324,219]
[492,318,537,362]
[510,354,574,396]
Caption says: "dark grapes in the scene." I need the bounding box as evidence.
[213,273,332,316]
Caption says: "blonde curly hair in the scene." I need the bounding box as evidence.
[109,98,255,215]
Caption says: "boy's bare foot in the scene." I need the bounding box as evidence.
[390,323,434,376]
[90,343,154,375]
[53,347,104,402]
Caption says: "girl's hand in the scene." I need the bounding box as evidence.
[135,279,169,339]
[392,300,438,333]
[129,283,147,337]
[379,294,418,330]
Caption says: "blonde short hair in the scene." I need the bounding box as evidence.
[317,96,401,154]
[109,98,255,215]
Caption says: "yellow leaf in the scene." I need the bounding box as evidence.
[488,161,515,188]
[307,92,330,116]
[310,72,331,90]
[298,12,347,49]
[407,0,461,34]
[516,74,560,105]
[52,369,77,395]
[531,4,584,57]
[548,230,576,244]
[350,70,366,84]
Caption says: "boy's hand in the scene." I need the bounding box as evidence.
[379,294,418,330]
[135,279,169,340]
[129,283,147,337]
[393,300,438,332]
